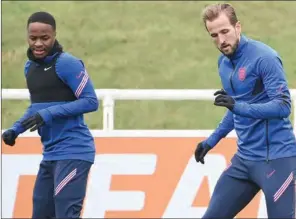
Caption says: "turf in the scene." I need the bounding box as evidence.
[2,1,296,130]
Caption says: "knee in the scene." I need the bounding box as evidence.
[202,204,234,219]
[55,196,83,218]
[32,196,55,218]
[202,208,221,219]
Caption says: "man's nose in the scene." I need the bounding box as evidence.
[34,39,43,47]
[218,35,226,45]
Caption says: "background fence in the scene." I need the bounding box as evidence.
[2,88,296,133]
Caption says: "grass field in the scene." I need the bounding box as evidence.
[2,1,296,130]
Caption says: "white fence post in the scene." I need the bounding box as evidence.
[102,95,114,131]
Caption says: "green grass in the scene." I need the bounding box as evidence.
[2,1,296,130]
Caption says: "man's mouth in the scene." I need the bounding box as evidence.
[221,45,230,49]
[33,49,46,56]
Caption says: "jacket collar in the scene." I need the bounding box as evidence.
[228,34,249,60]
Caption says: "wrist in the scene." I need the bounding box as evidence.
[37,109,53,125]
[10,126,21,136]
[232,102,244,115]
[204,139,214,148]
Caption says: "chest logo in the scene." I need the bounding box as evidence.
[238,67,246,81]
[44,66,52,71]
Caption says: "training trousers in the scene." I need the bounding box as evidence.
[32,159,92,218]
[203,154,296,218]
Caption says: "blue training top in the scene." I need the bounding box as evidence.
[10,52,99,163]
[205,35,296,161]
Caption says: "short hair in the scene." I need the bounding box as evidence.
[201,3,238,27]
[27,11,56,30]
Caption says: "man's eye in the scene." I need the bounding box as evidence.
[221,29,229,34]
[42,37,49,40]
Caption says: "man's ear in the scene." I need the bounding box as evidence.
[235,21,241,34]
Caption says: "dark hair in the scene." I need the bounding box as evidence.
[27,11,56,30]
[202,3,238,27]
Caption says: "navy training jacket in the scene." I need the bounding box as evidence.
[206,35,296,161]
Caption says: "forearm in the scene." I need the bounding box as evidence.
[233,98,291,119]
[206,110,234,147]
[38,97,99,122]
[11,105,33,135]
[235,55,292,120]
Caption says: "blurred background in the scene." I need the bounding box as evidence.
[2,1,296,130]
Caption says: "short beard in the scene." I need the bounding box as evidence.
[221,38,240,57]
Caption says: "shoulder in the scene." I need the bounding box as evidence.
[253,54,284,76]
[55,52,85,76]
[56,52,85,68]
[218,54,227,67]
[24,60,33,77]
[255,53,282,69]
[245,39,282,68]
[248,39,281,61]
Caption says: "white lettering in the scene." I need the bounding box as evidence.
[2,153,264,218]
[82,154,157,218]
[163,154,227,218]
[2,155,42,218]
[257,193,267,218]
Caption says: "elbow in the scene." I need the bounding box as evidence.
[94,98,99,111]
[280,94,291,117]
[80,96,99,113]
[282,106,291,118]
[279,101,291,118]
[89,97,99,112]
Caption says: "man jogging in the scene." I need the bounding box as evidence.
[195,3,296,218]
[2,12,99,218]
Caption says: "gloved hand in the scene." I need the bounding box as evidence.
[194,141,212,164]
[21,113,44,132]
[213,89,235,110]
[2,129,17,146]
[214,89,227,96]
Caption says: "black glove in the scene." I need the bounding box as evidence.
[21,113,44,132]
[2,129,17,146]
[194,142,212,164]
[214,89,227,96]
[213,89,235,110]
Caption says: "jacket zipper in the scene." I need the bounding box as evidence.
[230,60,236,94]
[266,120,270,162]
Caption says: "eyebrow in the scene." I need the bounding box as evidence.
[28,34,50,37]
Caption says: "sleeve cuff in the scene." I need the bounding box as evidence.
[205,135,219,148]
[232,102,246,115]
[10,126,22,136]
[38,108,53,125]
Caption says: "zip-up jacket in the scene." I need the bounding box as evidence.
[9,44,99,163]
[206,35,296,161]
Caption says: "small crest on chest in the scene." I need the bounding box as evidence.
[238,67,246,81]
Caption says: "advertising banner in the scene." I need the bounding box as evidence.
[2,135,267,218]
